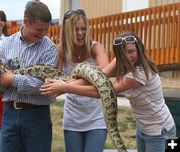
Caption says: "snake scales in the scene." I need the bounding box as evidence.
[0,62,127,152]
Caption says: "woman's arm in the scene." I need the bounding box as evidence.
[57,44,65,70]
[91,42,109,68]
[102,58,116,77]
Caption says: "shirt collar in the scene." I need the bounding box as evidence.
[0,34,6,41]
[19,26,25,41]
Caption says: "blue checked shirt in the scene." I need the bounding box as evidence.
[0,31,58,105]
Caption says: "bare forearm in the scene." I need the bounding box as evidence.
[66,78,91,85]
[65,83,100,98]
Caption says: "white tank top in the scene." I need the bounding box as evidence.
[62,42,106,131]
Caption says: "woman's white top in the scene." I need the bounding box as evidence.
[123,66,175,136]
[62,42,106,131]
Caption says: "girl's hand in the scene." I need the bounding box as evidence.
[40,79,66,97]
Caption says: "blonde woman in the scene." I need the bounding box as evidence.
[46,9,109,152]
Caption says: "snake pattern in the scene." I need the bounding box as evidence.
[0,63,69,80]
[0,62,127,152]
[71,63,127,152]
[14,64,69,80]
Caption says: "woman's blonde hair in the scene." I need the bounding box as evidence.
[113,31,158,81]
[60,10,92,60]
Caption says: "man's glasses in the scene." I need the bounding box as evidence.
[113,36,137,46]
[63,9,86,21]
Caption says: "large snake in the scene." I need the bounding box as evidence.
[0,62,127,152]
[71,63,127,152]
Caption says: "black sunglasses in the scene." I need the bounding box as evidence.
[113,36,137,46]
[63,9,86,21]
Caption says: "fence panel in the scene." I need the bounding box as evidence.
[8,3,180,66]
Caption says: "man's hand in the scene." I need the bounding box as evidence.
[0,69,15,88]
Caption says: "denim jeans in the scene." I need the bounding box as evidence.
[64,129,107,152]
[136,125,176,152]
[1,105,52,152]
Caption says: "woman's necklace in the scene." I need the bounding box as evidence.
[74,50,84,60]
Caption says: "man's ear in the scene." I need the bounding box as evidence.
[23,17,28,25]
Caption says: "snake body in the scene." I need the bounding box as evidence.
[14,64,69,80]
[0,63,69,80]
[71,63,127,152]
[0,62,127,152]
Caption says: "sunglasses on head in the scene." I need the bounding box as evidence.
[113,36,137,46]
[63,9,86,21]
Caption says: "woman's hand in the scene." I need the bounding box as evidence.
[40,79,66,97]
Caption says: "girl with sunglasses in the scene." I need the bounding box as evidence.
[41,31,176,152]
[46,9,109,152]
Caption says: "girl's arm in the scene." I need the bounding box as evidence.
[40,74,142,98]
[40,79,100,98]
[113,76,142,93]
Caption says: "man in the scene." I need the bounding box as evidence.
[0,2,58,152]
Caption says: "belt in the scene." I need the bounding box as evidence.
[5,101,35,109]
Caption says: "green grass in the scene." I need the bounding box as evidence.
[51,99,65,152]
[51,99,137,152]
